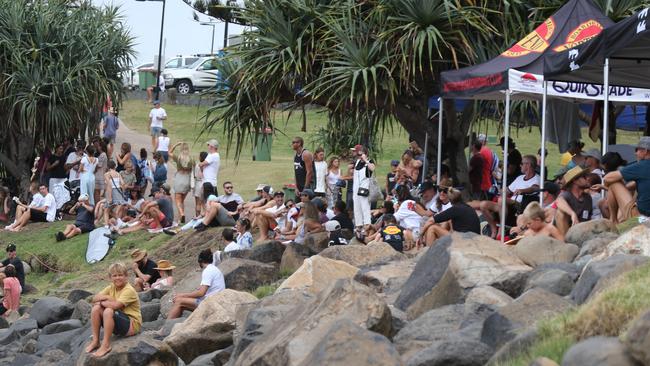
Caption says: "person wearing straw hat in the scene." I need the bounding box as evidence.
[56,193,95,241]
[604,136,650,223]
[130,249,160,292]
[149,260,175,290]
[555,166,592,235]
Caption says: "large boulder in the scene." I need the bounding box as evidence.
[36,327,85,355]
[465,286,513,307]
[164,289,257,363]
[524,268,575,296]
[0,318,38,346]
[30,297,73,328]
[218,258,278,291]
[42,319,83,335]
[319,241,406,268]
[405,336,494,366]
[280,243,309,273]
[561,336,636,366]
[481,288,573,350]
[160,269,203,318]
[570,254,649,304]
[140,302,161,323]
[276,256,359,295]
[565,219,618,246]
[76,333,178,366]
[71,300,92,325]
[302,231,330,254]
[576,232,620,259]
[249,241,287,263]
[355,258,418,297]
[486,328,539,365]
[230,279,392,366]
[187,346,233,366]
[394,303,495,363]
[623,309,650,365]
[298,319,402,366]
[513,236,578,267]
[67,289,93,304]
[395,233,531,319]
[599,223,650,259]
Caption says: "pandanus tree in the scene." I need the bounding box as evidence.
[0,0,134,194]
[200,0,645,186]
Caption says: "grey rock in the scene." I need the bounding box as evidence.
[577,232,620,259]
[218,258,278,291]
[0,318,38,345]
[0,317,8,330]
[249,241,287,264]
[66,289,93,304]
[161,270,202,318]
[514,236,579,267]
[302,231,330,255]
[389,305,409,338]
[70,299,92,325]
[157,317,187,339]
[561,336,636,366]
[405,336,493,366]
[138,288,166,303]
[75,333,179,366]
[623,309,650,365]
[486,328,538,365]
[565,219,618,246]
[279,243,308,274]
[36,349,68,365]
[41,319,83,335]
[141,302,161,323]
[222,249,252,261]
[30,297,73,328]
[35,327,85,355]
[142,319,165,332]
[571,254,649,304]
[187,346,233,366]
[525,269,575,296]
[298,319,403,366]
[23,338,38,354]
[8,353,40,365]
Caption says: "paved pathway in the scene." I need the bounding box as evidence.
[114,120,196,220]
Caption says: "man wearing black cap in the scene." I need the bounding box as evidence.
[500,136,522,186]
[0,244,25,291]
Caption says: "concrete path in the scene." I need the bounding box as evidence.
[114,120,196,221]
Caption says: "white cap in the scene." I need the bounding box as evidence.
[78,193,89,201]
[477,134,487,143]
[324,220,341,232]
[256,184,267,191]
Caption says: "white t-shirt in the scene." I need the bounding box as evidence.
[326,168,341,186]
[394,200,423,231]
[266,204,286,228]
[314,161,327,193]
[66,152,81,181]
[223,241,242,252]
[80,155,97,175]
[149,107,167,128]
[508,174,541,203]
[199,264,225,300]
[35,193,57,222]
[29,193,45,209]
[157,136,170,152]
[203,152,220,185]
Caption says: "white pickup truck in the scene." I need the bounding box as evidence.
[163,57,220,94]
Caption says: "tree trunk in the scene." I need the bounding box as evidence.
[0,129,34,199]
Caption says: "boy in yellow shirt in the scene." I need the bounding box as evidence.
[85,262,142,357]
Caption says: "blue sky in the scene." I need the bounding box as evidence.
[92,0,245,65]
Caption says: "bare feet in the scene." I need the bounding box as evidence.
[92,345,112,358]
[84,341,100,353]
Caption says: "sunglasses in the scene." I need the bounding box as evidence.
[224,186,233,189]
[438,188,449,194]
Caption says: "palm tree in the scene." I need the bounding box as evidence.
[0,0,134,194]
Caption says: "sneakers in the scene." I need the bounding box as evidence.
[180,215,186,224]
[163,228,179,236]
[194,222,207,232]
[55,232,66,242]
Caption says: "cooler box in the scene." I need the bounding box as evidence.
[253,132,273,161]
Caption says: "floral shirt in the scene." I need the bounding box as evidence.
[236,231,253,249]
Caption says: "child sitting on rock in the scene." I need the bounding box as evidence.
[370,214,404,252]
[521,202,564,241]
[85,262,141,358]
[0,265,21,317]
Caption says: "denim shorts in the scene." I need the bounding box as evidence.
[150,127,162,137]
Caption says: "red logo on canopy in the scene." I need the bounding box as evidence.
[502,18,555,58]
[520,73,538,82]
[553,20,604,52]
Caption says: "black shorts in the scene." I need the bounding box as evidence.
[101,310,131,336]
[0,303,7,316]
[75,222,95,233]
[160,217,172,229]
[29,209,47,222]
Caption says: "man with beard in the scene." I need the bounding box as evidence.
[556,166,593,234]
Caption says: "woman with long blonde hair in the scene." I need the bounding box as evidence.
[325,156,342,208]
[169,142,194,223]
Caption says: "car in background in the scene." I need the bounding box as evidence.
[165,55,200,70]
[122,62,154,89]
[163,57,220,94]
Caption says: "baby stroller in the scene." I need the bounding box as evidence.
[55,180,80,220]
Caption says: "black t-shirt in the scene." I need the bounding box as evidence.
[506,149,523,184]
[48,154,67,179]
[381,225,404,252]
[2,257,25,289]
[560,191,593,222]
[434,203,481,234]
[139,259,160,285]
[157,197,174,222]
[386,172,397,193]
[332,212,354,231]
[74,206,95,227]
[469,154,484,192]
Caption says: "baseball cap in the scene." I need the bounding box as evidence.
[153,100,160,105]
[6,243,16,252]
[300,189,315,199]
[477,134,487,143]
[263,186,273,195]
[390,160,399,166]
[160,183,171,195]
[78,193,89,201]
[324,220,341,232]
[637,136,650,151]
[206,139,219,148]
[350,144,363,152]
[499,136,515,148]
[583,148,601,160]
[273,191,285,197]
[255,184,267,191]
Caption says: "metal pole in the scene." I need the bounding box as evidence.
[437,97,443,186]
[602,58,610,154]
[500,90,511,243]
[154,0,166,101]
[540,81,547,203]
[210,24,215,54]
[422,132,428,185]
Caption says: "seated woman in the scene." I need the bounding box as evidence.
[421,187,481,246]
[149,260,174,290]
[56,194,95,241]
[0,265,21,317]
[393,185,426,249]
[0,186,10,223]
[294,201,324,244]
[85,262,141,357]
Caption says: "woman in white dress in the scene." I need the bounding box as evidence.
[313,147,328,199]
[79,145,98,205]
[351,144,375,239]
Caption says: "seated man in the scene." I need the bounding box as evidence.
[168,249,225,319]
[56,193,95,241]
[130,249,160,292]
[112,184,174,235]
[194,192,240,231]
[239,186,273,219]
[5,183,56,232]
[252,191,287,242]
[480,155,540,238]
[520,201,564,241]
[216,181,244,220]
[0,244,25,291]
[85,262,141,357]
[422,187,481,246]
[604,136,650,223]
[556,166,592,234]
[330,200,354,231]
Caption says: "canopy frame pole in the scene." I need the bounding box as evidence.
[540,81,547,203]
[500,90,511,244]
[437,97,443,186]
[602,58,610,154]
[422,132,428,185]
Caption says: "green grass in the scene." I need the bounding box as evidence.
[252,284,279,299]
[496,262,650,365]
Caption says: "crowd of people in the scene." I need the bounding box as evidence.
[3,98,650,358]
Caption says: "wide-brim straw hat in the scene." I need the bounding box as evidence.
[154,259,176,270]
[130,249,147,262]
[562,166,590,189]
